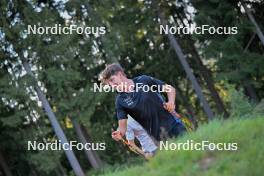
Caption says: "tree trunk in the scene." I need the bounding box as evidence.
[242,27,259,103]
[173,9,228,117]
[54,168,61,176]
[159,12,214,120]
[244,82,259,102]
[71,118,104,169]
[189,45,229,117]
[22,60,85,176]
[241,1,264,46]
[0,150,12,176]
[56,162,67,176]
[80,125,104,167]
[58,162,67,176]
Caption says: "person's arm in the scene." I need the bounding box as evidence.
[163,84,176,113]
[112,119,127,141]
[142,75,176,113]
[113,97,128,140]
[118,119,127,136]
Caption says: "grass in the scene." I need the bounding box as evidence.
[98,116,264,176]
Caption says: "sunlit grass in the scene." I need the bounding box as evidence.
[99,116,264,176]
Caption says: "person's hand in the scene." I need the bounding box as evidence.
[163,102,175,113]
[111,130,122,141]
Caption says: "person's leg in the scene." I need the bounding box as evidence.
[168,122,186,138]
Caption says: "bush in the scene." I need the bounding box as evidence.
[226,85,254,118]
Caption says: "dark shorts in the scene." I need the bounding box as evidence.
[168,122,186,138]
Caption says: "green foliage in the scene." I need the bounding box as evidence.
[227,85,254,118]
[0,0,263,175]
[192,0,264,100]
[253,99,264,115]
[89,157,144,176]
[28,150,62,174]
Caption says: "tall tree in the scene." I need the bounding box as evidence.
[158,10,214,120]
[241,1,264,46]
[168,3,228,117]
[22,60,85,176]
[71,117,104,169]
[191,0,264,101]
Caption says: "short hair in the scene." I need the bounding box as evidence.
[99,63,125,83]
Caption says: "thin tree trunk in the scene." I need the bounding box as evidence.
[244,82,259,102]
[54,168,61,176]
[241,2,264,46]
[190,46,229,117]
[244,33,256,51]
[22,60,85,176]
[242,31,259,103]
[173,10,228,117]
[57,162,67,176]
[159,12,214,120]
[80,125,104,167]
[0,150,12,176]
[71,118,104,169]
